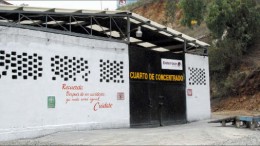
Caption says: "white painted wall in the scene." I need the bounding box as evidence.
[185,53,211,122]
[0,26,129,141]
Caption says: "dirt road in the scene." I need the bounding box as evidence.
[1,113,259,145]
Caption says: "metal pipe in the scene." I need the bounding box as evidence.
[69,15,71,32]
[184,39,187,53]
[109,16,111,38]
[0,10,128,17]
[90,16,92,36]
[127,15,130,43]
[18,13,20,24]
[45,15,48,28]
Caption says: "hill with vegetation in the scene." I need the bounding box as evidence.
[119,0,260,112]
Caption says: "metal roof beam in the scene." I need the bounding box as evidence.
[0,15,12,22]
[169,48,184,52]
[46,15,68,31]
[129,15,208,48]
[138,20,150,26]
[98,11,106,14]
[74,10,83,13]
[19,13,44,27]
[0,10,129,18]
[14,7,23,11]
[131,38,177,45]
[147,44,184,50]
[45,8,55,12]
[92,17,110,38]
[0,6,209,49]
[131,40,144,44]
[0,21,126,44]
[111,17,126,39]
[71,16,90,34]
[130,15,178,36]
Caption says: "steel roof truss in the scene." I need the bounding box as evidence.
[111,17,126,39]
[71,15,90,35]
[46,15,68,31]
[19,13,43,27]
[92,17,110,38]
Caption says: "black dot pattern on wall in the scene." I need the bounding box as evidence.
[0,50,43,80]
[51,55,90,82]
[99,59,124,83]
[188,67,206,86]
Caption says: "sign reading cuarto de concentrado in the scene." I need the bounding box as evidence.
[129,72,184,82]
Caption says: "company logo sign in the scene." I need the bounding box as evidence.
[161,58,183,70]
[119,0,126,6]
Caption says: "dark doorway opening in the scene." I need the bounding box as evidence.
[129,46,186,127]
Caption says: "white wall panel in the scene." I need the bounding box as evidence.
[185,53,211,122]
[0,26,129,141]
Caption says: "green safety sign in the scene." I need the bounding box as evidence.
[48,96,55,108]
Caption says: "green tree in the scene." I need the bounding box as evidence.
[206,0,260,98]
[206,0,260,50]
[165,0,178,24]
[207,0,260,76]
[179,0,207,28]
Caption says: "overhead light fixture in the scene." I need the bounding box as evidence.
[136,26,142,38]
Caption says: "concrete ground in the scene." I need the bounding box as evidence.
[1,118,259,145]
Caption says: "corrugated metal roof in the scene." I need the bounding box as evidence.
[130,13,210,47]
[0,5,210,54]
[0,5,128,15]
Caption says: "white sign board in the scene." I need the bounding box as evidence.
[161,58,183,70]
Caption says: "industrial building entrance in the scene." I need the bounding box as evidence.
[129,46,186,127]
[0,5,210,141]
